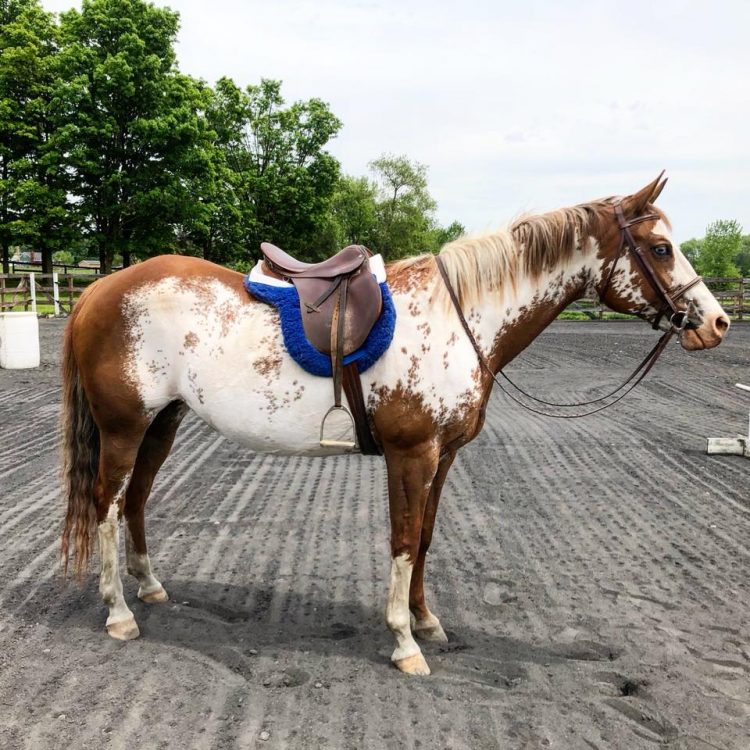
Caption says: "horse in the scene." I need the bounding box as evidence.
[60,174,729,676]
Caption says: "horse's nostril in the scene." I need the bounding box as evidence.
[715,315,730,334]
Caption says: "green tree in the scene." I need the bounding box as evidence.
[369,154,437,258]
[0,0,70,274]
[54,0,205,272]
[212,77,342,264]
[363,155,463,258]
[680,237,703,268]
[734,235,750,278]
[428,219,465,249]
[178,78,257,266]
[697,219,742,278]
[330,175,378,247]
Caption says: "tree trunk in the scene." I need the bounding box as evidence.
[41,247,53,275]
[121,223,132,268]
[1,242,9,275]
[98,239,108,274]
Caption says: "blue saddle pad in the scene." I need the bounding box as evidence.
[244,277,397,377]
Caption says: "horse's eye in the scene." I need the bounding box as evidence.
[652,244,672,257]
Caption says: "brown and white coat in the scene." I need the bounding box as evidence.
[61,175,728,675]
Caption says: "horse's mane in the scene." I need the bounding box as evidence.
[389,199,624,310]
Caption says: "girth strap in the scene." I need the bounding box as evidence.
[342,363,381,455]
[328,277,382,455]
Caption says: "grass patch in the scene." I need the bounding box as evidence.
[2,303,59,314]
[558,311,636,321]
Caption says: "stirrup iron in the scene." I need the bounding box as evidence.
[319,404,357,450]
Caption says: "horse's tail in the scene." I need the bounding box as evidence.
[60,307,100,579]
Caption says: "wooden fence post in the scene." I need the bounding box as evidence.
[29,273,37,313]
[52,272,60,316]
[739,278,745,321]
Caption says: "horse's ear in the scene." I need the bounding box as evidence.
[622,171,667,216]
[649,174,668,204]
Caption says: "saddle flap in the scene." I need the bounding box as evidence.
[295,263,382,355]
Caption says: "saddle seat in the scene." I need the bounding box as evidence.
[261,242,367,279]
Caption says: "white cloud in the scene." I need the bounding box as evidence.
[41,0,750,241]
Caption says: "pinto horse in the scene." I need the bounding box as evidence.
[61,175,728,675]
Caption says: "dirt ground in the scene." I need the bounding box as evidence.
[0,318,748,750]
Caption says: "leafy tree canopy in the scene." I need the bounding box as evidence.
[369,154,436,259]
[330,155,464,260]
[211,77,342,265]
[54,0,205,271]
[692,219,742,278]
[680,238,703,268]
[0,0,69,273]
[0,1,464,274]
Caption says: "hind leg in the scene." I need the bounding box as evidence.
[124,401,187,603]
[95,428,147,641]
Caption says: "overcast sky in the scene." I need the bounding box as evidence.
[42,0,749,242]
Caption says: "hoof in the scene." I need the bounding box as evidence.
[106,616,140,641]
[139,586,168,603]
[394,652,431,676]
[414,623,448,643]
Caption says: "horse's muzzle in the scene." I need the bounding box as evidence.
[680,311,730,350]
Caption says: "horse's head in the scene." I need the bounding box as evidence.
[596,174,729,350]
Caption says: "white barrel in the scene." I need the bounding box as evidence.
[0,312,40,369]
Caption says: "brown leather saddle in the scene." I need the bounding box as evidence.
[260,242,383,454]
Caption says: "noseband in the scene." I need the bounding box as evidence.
[435,203,704,419]
[602,201,703,331]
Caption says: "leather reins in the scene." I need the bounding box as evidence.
[435,202,703,419]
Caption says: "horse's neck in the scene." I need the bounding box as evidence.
[472,242,598,373]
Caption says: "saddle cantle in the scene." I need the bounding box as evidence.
[259,242,385,454]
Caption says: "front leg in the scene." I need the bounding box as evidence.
[410,449,456,643]
[384,441,439,676]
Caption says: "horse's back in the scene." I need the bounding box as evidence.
[78,256,245,311]
[74,255,250,335]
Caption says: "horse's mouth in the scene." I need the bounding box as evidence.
[680,326,721,351]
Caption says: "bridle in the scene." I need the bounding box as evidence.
[435,202,704,419]
[602,201,702,332]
